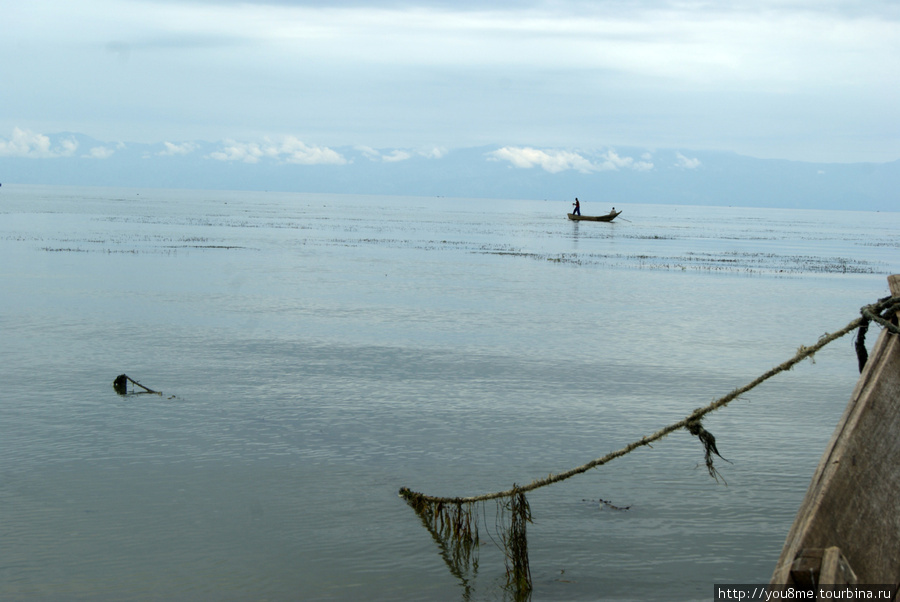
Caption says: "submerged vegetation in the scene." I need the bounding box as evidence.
[5,202,892,276]
[487,249,882,275]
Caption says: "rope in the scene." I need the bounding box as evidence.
[400,295,900,505]
[861,298,900,336]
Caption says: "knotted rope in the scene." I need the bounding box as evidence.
[401,296,900,506]
[399,294,900,594]
[856,295,900,372]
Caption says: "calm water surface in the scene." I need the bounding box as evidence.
[2,185,899,600]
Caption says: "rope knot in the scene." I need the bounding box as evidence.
[856,295,900,372]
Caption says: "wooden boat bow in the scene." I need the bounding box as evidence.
[771,275,900,588]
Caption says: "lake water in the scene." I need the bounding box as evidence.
[2,184,899,601]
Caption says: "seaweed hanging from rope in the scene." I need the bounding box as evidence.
[686,418,731,484]
[402,491,480,591]
[498,487,532,596]
[401,485,534,597]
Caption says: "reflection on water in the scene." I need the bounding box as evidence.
[1,185,898,600]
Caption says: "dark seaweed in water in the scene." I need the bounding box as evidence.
[482,249,882,275]
[581,498,632,511]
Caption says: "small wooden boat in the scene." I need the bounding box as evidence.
[770,274,900,589]
[567,211,622,222]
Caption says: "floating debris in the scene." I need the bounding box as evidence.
[113,374,161,395]
[581,498,632,511]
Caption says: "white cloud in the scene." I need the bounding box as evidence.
[488,146,655,173]
[0,128,78,158]
[419,146,447,159]
[279,136,346,165]
[59,138,78,156]
[382,150,411,163]
[598,150,636,171]
[488,147,596,173]
[355,145,382,160]
[84,146,115,159]
[675,152,702,169]
[209,137,346,165]
[1,129,52,156]
[355,146,444,162]
[210,141,267,163]
[159,141,197,156]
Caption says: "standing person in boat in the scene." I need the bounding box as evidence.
[573,198,581,216]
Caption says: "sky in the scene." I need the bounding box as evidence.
[2,0,899,167]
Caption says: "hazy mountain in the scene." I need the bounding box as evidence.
[1,132,897,211]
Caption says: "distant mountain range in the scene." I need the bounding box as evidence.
[1,131,897,210]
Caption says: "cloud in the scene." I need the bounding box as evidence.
[597,150,654,172]
[58,138,79,156]
[209,137,346,165]
[159,141,198,156]
[84,146,115,159]
[381,150,412,163]
[675,152,702,169]
[280,137,346,165]
[355,145,381,160]
[209,142,263,163]
[0,128,78,158]
[355,146,445,162]
[357,146,410,162]
[488,147,596,173]
[488,146,654,173]
[419,146,447,159]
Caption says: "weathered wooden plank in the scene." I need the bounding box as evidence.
[772,275,900,585]
[819,546,858,586]
[789,548,825,587]
[787,547,858,587]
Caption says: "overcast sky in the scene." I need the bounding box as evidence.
[3,0,899,164]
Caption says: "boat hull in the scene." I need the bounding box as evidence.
[771,274,900,587]
[567,211,621,222]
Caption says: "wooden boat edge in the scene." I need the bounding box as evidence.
[770,274,900,586]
